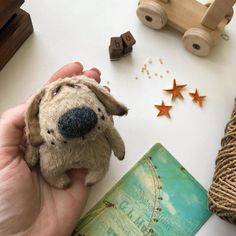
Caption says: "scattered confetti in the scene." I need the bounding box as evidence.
[134,58,207,119]
[164,79,187,101]
[140,63,153,79]
[154,101,172,118]
[147,58,153,64]
[134,58,208,120]
[189,89,206,107]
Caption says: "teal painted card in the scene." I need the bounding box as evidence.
[72,143,212,236]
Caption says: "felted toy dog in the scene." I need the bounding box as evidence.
[25,75,128,189]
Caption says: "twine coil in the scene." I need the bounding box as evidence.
[208,99,236,224]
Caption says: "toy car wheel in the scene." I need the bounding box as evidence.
[136,0,167,30]
[183,28,214,57]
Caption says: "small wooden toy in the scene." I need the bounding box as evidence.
[109,37,124,60]
[0,0,33,71]
[109,31,136,60]
[137,0,235,56]
[120,31,136,55]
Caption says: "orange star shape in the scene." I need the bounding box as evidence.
[164,79,187,100]
[189,89,206,107]
[154,101,172,118]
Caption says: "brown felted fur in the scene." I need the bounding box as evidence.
[25,75,128,189]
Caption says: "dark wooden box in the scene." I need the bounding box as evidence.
[0,8,33,70]
[0,0,24,29]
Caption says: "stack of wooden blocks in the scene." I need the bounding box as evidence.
[0,0,33,70]
[109,31,136,60]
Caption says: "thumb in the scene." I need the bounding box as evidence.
[0,104,26,159]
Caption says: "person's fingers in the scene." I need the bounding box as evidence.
[0,104,26,168]
[68,169,89,220]
[0,103,26,129]
[49,62,84,83]
[69,169,88,189]
[83,68,111,92]
[83,68,101,83]
[53,169,89,229]
[0,104,26,147]
[49,63,102,86]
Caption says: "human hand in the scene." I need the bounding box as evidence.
[0,62,104,236]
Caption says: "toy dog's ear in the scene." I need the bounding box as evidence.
[81,79,128,116]
[25,89,45,146]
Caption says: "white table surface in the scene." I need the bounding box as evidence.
[1,0,236,235]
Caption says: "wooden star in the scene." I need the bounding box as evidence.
[154,101,172,118]
[164,79,187,100]
[189,89,206,107]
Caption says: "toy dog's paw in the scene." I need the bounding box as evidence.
[57,178,71,189]
[43,173,71,189]
[113,142,125,160]
[50,176,71,189]
[25,145,39,167]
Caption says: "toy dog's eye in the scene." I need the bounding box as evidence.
[67,84,81,89]
[52,86,61,96]
[98,108,101,112]
[67,84,75,88]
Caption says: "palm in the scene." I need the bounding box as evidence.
[0,63,102,236]
[0,151,87,236]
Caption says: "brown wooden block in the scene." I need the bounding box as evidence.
[120,31,136,48]
[123,46,133,56]
[0,0,24,30]
[0,8,33,71]
[109,37,124,60]
[109,46,122,60]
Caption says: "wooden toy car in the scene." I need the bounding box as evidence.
[137,0,235,57]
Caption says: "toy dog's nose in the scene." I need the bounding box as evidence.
[58,106,98,139]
